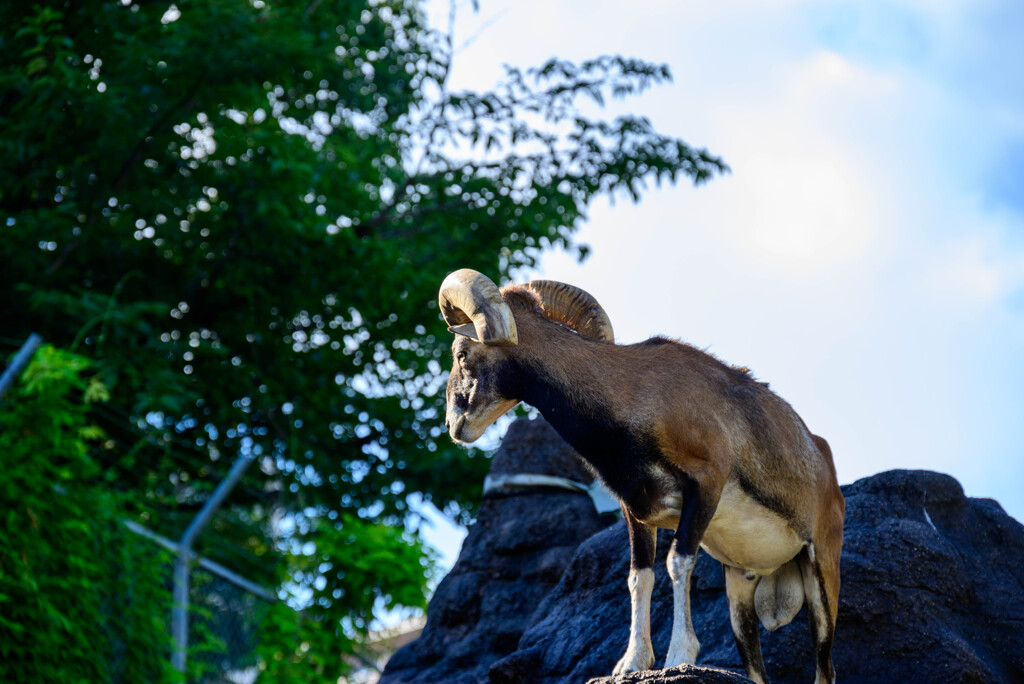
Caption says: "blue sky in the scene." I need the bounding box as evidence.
[417,0,1024,570]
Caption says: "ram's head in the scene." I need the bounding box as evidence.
[438,268,613,443]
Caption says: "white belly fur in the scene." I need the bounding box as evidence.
[699,480,804,575]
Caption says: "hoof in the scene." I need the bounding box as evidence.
[612,648,654,675]
[664,639,700,669]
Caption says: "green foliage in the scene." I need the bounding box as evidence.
[257,514,431,680]
[0,346,176,684]
[0,0,725,679]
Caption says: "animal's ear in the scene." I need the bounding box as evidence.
[448,323,479,340]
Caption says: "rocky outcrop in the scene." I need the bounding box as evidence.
[588,665,753,684]
[381,418,617,684]
[382,418,1024,684]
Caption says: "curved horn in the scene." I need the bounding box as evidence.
[438,269,518,346]
[525,280,614,342]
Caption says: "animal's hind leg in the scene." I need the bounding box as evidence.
[798,544,839,684]
[613,505,658,674]
[724,565,769,684]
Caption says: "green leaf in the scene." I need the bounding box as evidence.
[83,378,110,404]
[25,56,46,76]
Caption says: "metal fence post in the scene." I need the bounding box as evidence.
[0,333,43,396]
[172,453,255,674]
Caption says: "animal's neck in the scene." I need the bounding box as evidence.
[510,324,610,426]
[507,333,662,506]
[517,357,607,443]
[506,327,628,462]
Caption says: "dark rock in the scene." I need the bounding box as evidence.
[485,416,597,481]
[383,419,1024,684]
[588,664,753,684]
[380,418,616,684]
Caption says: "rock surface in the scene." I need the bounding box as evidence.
[381,418,616,684]
[587,664,753,684]
[382,418,1024,684]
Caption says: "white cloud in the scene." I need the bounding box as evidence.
[923,211,1024,306]
[698,53,891,279]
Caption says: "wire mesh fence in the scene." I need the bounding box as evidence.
[98,524,274,684]
[96,529,174,684]
[187,569,271,684]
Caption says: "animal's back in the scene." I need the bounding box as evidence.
[617,337,832,537]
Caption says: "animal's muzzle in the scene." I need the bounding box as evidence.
[446,409,468,441]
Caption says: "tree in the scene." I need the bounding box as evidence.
[0,0,725,678]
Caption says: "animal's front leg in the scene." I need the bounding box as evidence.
[613,507,657,674]
[664,550,699,668]
[664,474,717,669]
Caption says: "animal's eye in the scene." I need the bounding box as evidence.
[456,351,467,363]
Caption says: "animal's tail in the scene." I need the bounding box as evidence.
[754,558,804,631]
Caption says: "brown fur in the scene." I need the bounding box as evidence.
[500,286,832,528]
[445,284,845,683]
